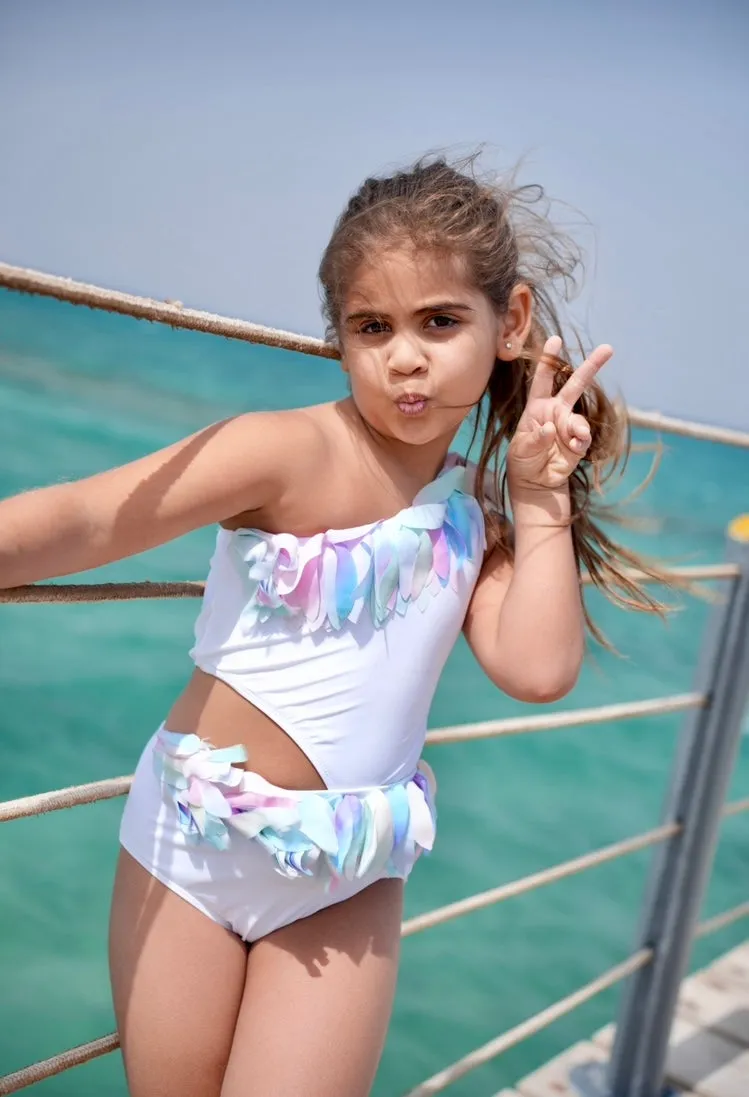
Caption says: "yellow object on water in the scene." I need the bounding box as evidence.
[728,514,749,543]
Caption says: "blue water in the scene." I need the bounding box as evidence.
[0,290,747,1096]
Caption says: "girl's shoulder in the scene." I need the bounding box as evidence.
[228,402,338,474]
[218,402,341,532]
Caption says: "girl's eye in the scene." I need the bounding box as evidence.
[359,319,389,335]
[426,314,458,329]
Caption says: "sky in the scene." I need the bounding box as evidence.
[0,0,747,427]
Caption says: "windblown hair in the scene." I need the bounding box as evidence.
[318,154,668,640]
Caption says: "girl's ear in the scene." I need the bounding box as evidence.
[496,284,533,361]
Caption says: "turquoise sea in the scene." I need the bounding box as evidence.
[1,289,747,1096]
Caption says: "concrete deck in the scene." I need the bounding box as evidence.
[495,941,749,1097]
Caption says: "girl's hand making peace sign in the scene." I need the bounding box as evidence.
[507,336,613,493]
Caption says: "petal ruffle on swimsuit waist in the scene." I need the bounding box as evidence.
[152,729,437,886]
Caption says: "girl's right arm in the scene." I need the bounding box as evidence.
[0,411,321,589]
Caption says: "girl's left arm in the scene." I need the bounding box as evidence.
[463,336,614,703]
[463,485,584,702]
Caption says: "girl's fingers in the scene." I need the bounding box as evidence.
[526,336,562,402]
[522,419,556,455]
[558,343,613,408]
[538,420,556,445]
[556,409,591,453]
[568,434,590,454]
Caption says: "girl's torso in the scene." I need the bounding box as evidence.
[165,403,486,791]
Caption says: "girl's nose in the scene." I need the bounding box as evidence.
[388,334,428,377]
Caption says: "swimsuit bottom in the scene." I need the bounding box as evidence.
[118,727,437,942]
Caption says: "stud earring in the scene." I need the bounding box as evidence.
[505,341,513,350]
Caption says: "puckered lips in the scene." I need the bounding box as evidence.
[394,391,430,416]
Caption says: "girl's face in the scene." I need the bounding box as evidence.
[339,246,516,450]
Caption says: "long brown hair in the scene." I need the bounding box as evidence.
[319,154,669,640]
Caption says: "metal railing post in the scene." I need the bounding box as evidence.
[571,515,749,1097]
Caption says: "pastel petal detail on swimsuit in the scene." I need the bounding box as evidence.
[153,730,437,886]
[232,460,484,633]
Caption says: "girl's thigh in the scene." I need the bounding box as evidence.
[220,877,404,1097]
[108,847,248,1097]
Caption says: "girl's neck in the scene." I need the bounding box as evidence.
[336,397,456,488]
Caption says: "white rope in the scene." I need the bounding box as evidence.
[402,796,743,937]
[0,776,133,823]
[3,898,742,1093]
[0,261,745,1095]
[401,823,680,937]
[2,260,749,448]
[0,580,205,604]
[0,869,743,1092]
[721,796,749,819]
[0,262,335,358]
[627,407,749,449]
[400,949,653,1096]
[425,692,705,746]
[623,563,739,582]
[3,897,742,1094]
[0,694,708,822]
[0,565,740,605]
[0,1033,120,1095]
[695,901,749,939]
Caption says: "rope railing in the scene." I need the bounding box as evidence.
[401,900,749,1097]
[694,900,749,939]
[0,563,740,605]
[425,692,705,746]
[0,696,742,1091]
[0,261,336,359]
[0,693,708,822]
[4,774,744,940]
[626,408,749,449]
[401,823,681,938]
[0,775,134,823]
[402,949,654,1097]
[1,259,747,1093]
[0,581,206,604]
[721,795,749,819]
[0,873,744,1093]
[0,1034,121,1096]
[3,260,749,449]
[1,245,747,1097]
[0,952,654,1096]
[402,793,748,938]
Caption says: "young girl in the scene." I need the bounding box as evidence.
[1,157,661,1097]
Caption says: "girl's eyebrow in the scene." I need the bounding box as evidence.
[345,301,475,323]
[417,301,475,315]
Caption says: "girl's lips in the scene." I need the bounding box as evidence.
[396,396,429,416]
[395,392,430,416]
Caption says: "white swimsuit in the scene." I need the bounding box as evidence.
[119,456,486,940]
